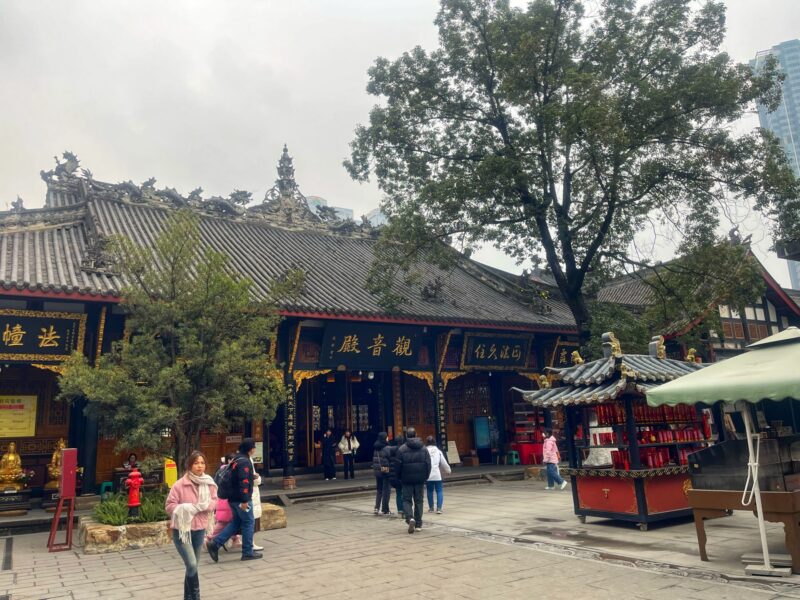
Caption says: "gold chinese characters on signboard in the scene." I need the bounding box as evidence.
[0,309,86,363]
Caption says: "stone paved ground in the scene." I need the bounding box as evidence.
[2,481,800,600]
[328,478,796,575]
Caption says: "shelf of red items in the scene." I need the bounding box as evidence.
[564,396,707,528]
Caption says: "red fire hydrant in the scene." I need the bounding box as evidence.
[124,467,143,517]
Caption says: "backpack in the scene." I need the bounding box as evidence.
[215,458,240,500]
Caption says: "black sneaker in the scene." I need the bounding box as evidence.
[407,518,415,534]
[206,541,219,563]
[241,552,263,561]
[374,508,380,515]
[415,525,422,531]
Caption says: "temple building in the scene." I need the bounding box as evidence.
[0,149,578,495]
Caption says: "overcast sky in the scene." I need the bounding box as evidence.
[0,1,798,285]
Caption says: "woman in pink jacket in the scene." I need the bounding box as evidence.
[165,451,218,600]
[542,430,568,491]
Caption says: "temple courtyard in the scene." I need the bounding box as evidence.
[2,479,800,599]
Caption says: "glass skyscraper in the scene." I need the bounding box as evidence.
[751,39,800,288]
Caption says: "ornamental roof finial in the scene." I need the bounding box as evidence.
[276,144,297,196]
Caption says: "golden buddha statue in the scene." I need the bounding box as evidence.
[46,438,66,489]
[0,441,24,490]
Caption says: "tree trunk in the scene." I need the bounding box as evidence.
[564,289,592,354]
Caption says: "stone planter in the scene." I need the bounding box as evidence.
[79,517,170,554]
[78,503,285,554]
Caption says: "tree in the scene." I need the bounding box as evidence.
[58,210,301,468]
[587,242,765,356]
[346,0,797,344]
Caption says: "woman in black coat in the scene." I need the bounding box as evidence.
[372,432,391,514]
[321,429,337,480]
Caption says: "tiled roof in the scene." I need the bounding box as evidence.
[87,198,574,328]
[0,171,575,329]
[0,220,120,297]
[514,353,704,406]
[596,274,653,307]
[511,379,627,407]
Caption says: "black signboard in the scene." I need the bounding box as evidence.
[549,341,581,368]
[319,322,424,369]
[0,309,87,363]
[460,333,532,370]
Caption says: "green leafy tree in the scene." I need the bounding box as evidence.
[58,210,302,468]
[587,242,764,356]
[346,0,797,344]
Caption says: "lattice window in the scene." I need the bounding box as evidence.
[48,398,67,426]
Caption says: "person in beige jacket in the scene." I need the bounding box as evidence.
[338,430,360,479]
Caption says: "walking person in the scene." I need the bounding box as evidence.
[543,429,568,490]
[425,436,451,514]
[206,439,262,562]
[249,453,265,552]
[338,429,360,479]
[207,454,240,551]
[396,427,431,534]
[165,451,218,600]
[321,428,337,480]
[383,435,405,514]
[372,432,392,515]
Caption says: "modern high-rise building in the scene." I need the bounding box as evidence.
[751,39,800,288]
[365,207,388,227]
[305,195,354,221]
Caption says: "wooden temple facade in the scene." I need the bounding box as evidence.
[0,150,576,495]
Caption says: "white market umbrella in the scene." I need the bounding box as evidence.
[647,327,800,576]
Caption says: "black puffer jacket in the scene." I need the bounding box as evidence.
[372,433,389,477]
[382,437,404,487]
[396,437,432,485]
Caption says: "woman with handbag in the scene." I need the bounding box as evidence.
[165,451,218,600]
[425,436,451,514]
[542,429,568,490]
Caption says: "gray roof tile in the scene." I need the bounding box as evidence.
[0,186,575,329]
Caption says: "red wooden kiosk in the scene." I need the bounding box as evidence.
[517,333,705,530]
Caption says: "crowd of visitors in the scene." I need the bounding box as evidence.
[165,428,545,597]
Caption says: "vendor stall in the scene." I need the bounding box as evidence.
[648,326,800,577]
[514,332,704,530]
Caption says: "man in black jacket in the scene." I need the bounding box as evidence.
[207,439,262,562]
[382,435,405,515]
[396,428,432,533]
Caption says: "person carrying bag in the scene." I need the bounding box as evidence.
[425,436,451,514]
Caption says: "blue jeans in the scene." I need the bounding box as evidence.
[546,462,564,487]
[393,483,403,513]
[426,480,443,510]
[172,529,205,577]
[213,501,255,556]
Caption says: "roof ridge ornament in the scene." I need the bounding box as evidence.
[649,335,666,359]
[602,331,622,358]
[252,145,320,226]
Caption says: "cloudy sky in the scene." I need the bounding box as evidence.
[0,1,798,284]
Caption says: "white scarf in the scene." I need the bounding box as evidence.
[171,473,217,545]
